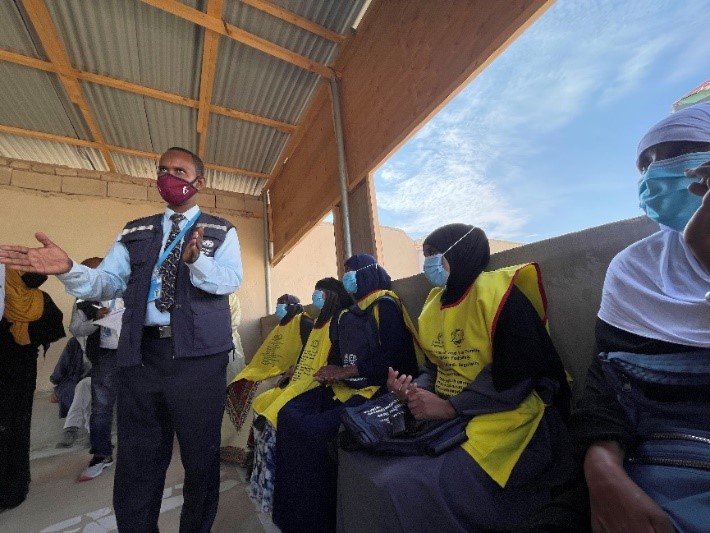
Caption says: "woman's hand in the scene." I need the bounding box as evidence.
[406,387,456,420]
[387,367,455,420]
[313,364,357,385]
[387,367,414,402]
[585,441,674,533]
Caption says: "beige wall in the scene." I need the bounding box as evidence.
[270,222,423,309]
[0,186,266,390]
[1,161,422,392]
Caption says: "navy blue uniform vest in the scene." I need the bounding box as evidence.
[116,212,235,366]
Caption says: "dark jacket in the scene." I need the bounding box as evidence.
[117,212,235,366]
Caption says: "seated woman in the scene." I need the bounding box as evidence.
[573,102,710,533]
[249,279,351,513]
[337,224,574,533]
[271,254,423,533]
[221,294,312,467]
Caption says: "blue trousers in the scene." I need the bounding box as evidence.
[89,348,117,457]
[113,336,227,533]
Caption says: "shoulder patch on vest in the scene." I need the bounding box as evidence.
[196,222,228,232]
[121,224,154,235]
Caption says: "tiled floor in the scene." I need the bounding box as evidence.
[0,442,279,533]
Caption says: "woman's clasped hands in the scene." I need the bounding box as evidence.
[387,367,456,421]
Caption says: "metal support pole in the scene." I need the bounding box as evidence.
[330,76,352,259]
[262,190,273,314]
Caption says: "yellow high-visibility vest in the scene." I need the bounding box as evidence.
[418,263,548,487]
[230,312,309,384]
[252,317,334,428]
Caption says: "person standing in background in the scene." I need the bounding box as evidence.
[0,146,242,532]
[67,257,124,481]
[0,268,65,512]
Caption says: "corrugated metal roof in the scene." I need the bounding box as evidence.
[0,133,107,171]
[0,62,91,139]
[0,0,371,197]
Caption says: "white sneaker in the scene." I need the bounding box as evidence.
[79,455,113,481]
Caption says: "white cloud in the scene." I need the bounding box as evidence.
[375,0,709,242]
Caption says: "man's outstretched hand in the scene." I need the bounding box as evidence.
[0,232,73,274]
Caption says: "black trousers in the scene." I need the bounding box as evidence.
[0,347,38,509]
[113,335,227,532]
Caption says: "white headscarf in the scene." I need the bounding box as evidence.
[599,229,710,348]
[637,101,710,164]
[600,102,710,347]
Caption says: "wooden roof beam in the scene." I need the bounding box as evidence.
[197,0,224,158]
[21,0,116,172]
[0,123,270,180]
[267,0,554,264]
[0,48,297,135]
[140,0,333,78]
[240,0,346,44]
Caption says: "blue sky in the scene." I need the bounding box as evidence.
[373,0,710,243]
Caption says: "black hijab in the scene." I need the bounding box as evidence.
[277,293,303,325]
[314,277,352,327]
[344,254,391,301]
[423,223,490,306]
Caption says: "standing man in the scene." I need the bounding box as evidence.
[0,147,242,531]
[68,257,124,481]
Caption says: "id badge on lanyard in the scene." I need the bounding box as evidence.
[148,270,162,303]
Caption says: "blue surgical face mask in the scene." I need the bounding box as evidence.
[639,151,710,232]
[274,303,288,320]
[342,271,358,294]
[422,226,476,287]
[312,290,325,310]
[423,254,449,287]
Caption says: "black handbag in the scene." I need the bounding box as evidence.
[338,392,470,457]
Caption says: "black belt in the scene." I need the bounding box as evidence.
[143,325,173,339]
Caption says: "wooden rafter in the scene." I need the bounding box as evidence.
[0,123,270,180]
[197,0,224,158]
[240,0,346,44]
[139,0,333,78]
[21,0,116,172]
[0,48,297,135]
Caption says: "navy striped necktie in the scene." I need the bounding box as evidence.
[155,213,185,312]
